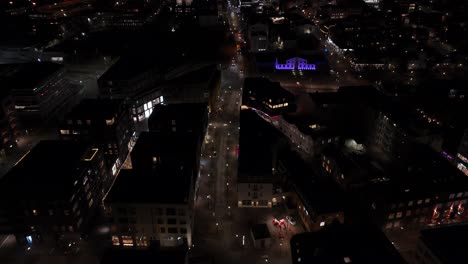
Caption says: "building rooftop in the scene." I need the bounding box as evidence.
[279,150,345,214]
[290,224,406,264]
[0,62,63,92]
[107,132,198,204]
[244,77,294,101]
[131,131,199,174]
[419,225,468,264]
[342,143,468,203]
[148,103,208,134]
[251,224,271,240]
[0,140,89,201]
[105,166,192,204]
[64,98,125,121]
[238,109,285,183]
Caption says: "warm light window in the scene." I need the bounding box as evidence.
[122,236,133,246]
[60,130,70,135]
[32,210,38,216]
[136,236,148,247]
[106,118,115,125]
[112,236,120,246]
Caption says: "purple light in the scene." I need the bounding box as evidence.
[275,57,316,71]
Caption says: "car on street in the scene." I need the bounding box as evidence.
[286,215,297,226]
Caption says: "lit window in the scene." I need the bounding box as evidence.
[60,130,70,135]
[32,210,38,216]
[112,236,120,246]
[122,236,133,247]
[320,221,325,227]
[106,118,115,125]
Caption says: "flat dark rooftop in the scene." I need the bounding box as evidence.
[420,225,468,264]
[148,103,208,133]
[0,62,63,92]
[280,150,345,214]
[291,224,406,264]
[251,224,271,240]
[105,166,192,204]
[131,131,199,166]
[0,140,88,201]
[244,77,294,100]
[64,98,124,120]
[238,110,283,182]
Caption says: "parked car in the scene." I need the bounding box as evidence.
[286,215,297,226]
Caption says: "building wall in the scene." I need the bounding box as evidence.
[0,152,105,245]
[58,105,134,183]
[237,182,273,208]
[293,192,344,232]
[0,95,20,157]
[108,203,192,248]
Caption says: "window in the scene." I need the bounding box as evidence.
[166,208,176,215]
[179,218,187,225]
[417,200,423,205]
[118,208,127,215]
[425,198,430,203]
[32,209,38,216]
[157,218,164,225]
[168,228,178,234]
[167,218,177,225]
[320,221,325,227]
[60,130,70,135]
[177,208,186,216]
[408,201,413,206]
[160,227,166,233]
[180,228,187,234]
[122,236,133,247]
[112,236,120,246]
[396,212,403,218]
[155,208,164,215]
[106,118,115,125]
[449,193,455,199]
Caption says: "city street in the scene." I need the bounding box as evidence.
[191,3,295,264]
